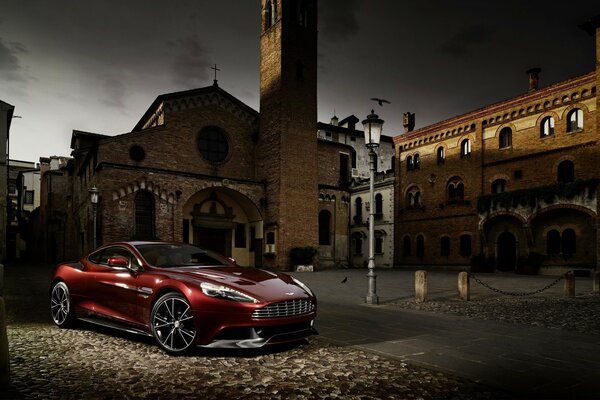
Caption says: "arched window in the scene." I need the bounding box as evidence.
[403,236,411,257]
[459,234,472,257]
[540,116,555,137]
[413,153,420,170]
[355,197,363,222]
[546,230,561,255]
[440,236,450,256]
[492,179,507,194]
[567,108,583,132]
[318,210,331,245]
[135,190,155,240]
[406,187,421,208]
[499,127,512,149]
[447,177,464,203]
[407,155,413,171]
[562,229,576,257]
[437,147,445,165]
[375,193,383,215]
[557,160,575,183]
[416,235,425,258]
[460,139,471,158]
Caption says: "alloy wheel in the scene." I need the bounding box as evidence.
[151,294,196,354]
[50,282,75,327]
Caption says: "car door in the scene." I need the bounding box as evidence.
[87,246,146,327]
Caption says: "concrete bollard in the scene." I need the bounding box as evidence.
[0,296,9,388]
[564,271,575,298]
[458,272,470,301]
[593,271,599,294]
[415,270,427,303]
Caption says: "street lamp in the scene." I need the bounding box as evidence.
[89,186,99,249]
[362,110,383,305]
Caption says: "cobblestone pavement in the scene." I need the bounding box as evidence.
[390,294,600,335]
[2,325,511,400]
[1,262,512,400]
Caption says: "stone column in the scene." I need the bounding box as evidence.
[564,271,575,298]
[415,270,427,303]
[458,271,470,301]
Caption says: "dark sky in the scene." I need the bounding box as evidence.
[2,1,599,162]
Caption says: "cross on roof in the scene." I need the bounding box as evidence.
[211,64,220,86]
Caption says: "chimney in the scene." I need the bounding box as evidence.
[403,112,415,133]
[526,68,541,92]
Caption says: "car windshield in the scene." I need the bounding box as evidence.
[135,243,230,268]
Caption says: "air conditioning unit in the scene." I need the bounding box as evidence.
[351,168,359,178]
[265,244,276,254]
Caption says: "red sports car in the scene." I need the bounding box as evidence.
[50,241,317,354]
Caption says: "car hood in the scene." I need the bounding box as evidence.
[160,266,313,302]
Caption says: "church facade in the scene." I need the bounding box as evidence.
[53,0,355,270]
[394,18,600,273]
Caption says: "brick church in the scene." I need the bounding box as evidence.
[54,0,354,269]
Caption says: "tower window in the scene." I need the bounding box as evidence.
[413,153,420,170]
[375,193,383,215]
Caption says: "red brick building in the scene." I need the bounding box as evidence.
[394,17,600,273]
[50,0,352,269]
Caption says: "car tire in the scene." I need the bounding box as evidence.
[50,281,77,328]
[151,293,197,355]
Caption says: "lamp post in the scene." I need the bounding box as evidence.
[362,110,383,305]
[89,186,99,249]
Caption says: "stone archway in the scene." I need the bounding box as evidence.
[183,187,263,267]
[497,232,517,271]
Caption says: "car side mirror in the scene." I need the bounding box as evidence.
[107,256,129,268]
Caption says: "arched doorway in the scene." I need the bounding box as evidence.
[183,187,262,267]
[497,232,517,271]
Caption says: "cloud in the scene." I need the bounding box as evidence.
[97,75,128,110]
[0,37,28,81]
[440,24,494,57]
[319,0,360,42]
[166,36,212,88]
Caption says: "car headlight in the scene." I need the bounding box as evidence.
[200,282,259,303]
[292,277,314,297]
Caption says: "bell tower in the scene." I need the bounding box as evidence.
[258,0,318,269]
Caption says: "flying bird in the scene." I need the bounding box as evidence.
[370,98,391,106]
[340,277,347,284]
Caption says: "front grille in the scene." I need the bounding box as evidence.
[251,299,314,319]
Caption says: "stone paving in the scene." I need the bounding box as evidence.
[391,294,600,335]
[2,325,510,400]
[1,262,512,400]
[3,263,600,399]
